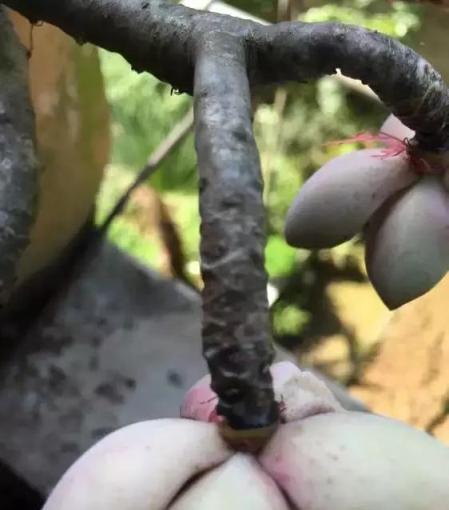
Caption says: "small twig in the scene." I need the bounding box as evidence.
[155,194,198,291]
[262,87,288,205]
[401,0,449,7]
[98,107,194,235]
[98,107,196,289]
[36,109,195,317]
[426,393,449,434]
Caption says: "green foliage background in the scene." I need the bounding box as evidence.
[96,0,421,342]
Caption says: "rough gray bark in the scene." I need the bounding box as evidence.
[253,23,449,151]
[4,1,449,149]
[0,7,38,304]
[195,32,277,429]
[3,0,449,435]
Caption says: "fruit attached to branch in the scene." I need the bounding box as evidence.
[285,115,449,309]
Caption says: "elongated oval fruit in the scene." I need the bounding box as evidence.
[43,419,231,510]
[366,175,449,309]
[284,149,416,249]
[380,114,415,140]
[43,362,449,510]
[260,412,449,510]
[170,454,289,510]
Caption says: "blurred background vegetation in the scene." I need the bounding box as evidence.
[95,0,423,382]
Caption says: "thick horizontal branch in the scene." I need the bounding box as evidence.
[4,0,449,150]
[2,0,195,91]
[0,7,38,303]
[185,0,379,101]
[2,0,250,94]
[251,22,449,150]
[194,31,278,431]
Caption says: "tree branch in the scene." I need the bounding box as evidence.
[99,108,194,234]
[4,0,449,441]
[4,0,449,148]
[252,22,449,150]
[194,31,278,432]
[2,0,248,94]
[0,7,38,304]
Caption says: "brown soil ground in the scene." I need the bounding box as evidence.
[301,273,449,445]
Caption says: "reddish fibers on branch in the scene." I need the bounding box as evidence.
[329,131,441,175]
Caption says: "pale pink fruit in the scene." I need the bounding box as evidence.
[285,114,449,308]
[366,175,449,309]
[260,412,449,509]
[170,454,289,510]
[43,419,231,510]
[43,362,449,510]
[284,149,416,249]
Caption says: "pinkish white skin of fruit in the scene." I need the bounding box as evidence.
[380,114,415,140]
[169,454,289,510]
[260,412,449,510]
[284,149,416,249]
[43,362,449,510]
[366,175,449,309]
[180,374,219,423]
[43,419,231,510]
[181,361,343,424]
[260,361,343,421]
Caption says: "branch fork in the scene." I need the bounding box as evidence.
[3,0,449,447]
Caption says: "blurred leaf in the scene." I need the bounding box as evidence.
[273,304,310,336]
[107,217,161,267]
[99,50,197,192]
[265,235,298,277]
[301,1,420,39]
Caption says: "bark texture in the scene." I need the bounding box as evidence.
[0,8,38,303]
[4,1,449,148]
[3,0,449,432]
[194,32,277,429]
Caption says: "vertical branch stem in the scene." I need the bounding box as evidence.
[193,32,278,432]
[0,8,38,303]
